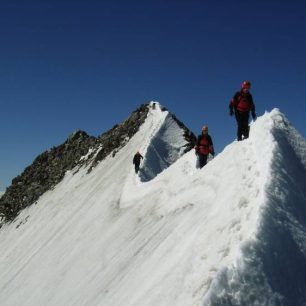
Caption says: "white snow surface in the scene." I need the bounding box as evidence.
[1,103,306,306]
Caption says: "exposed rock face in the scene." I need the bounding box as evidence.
[0,130,97,223]
[0,103,195,224]
[171,114,196,153]
[88,103,150,171]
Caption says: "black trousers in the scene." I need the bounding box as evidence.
[235,111,250,141]
[134,163,140,173]
[198,154,208,169]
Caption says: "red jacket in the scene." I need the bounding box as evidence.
[195,134,214,155]
[230,91,255,113]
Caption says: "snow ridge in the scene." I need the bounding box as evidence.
[202,109,306,306]
[139,111,190,182]
[0,107,306,306]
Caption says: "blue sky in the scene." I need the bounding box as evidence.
[1,0,306,191]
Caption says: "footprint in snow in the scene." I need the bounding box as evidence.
[238,197,249,209]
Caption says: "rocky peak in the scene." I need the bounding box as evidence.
[68,129,90,142]
[89,103,150,170]
[0,104,150,224]
[0,102,195,225]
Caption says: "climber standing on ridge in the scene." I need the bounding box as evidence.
[229,80,257,141]
[133,151,143,174]
[195,125,215,169]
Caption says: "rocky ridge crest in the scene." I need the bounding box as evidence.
[0,103,195,224]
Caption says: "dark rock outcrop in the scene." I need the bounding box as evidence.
[170,114,196,152]
[0,130,97,222]
[89,103,150,171]
[0,104,150,223]
[0,103,195,224]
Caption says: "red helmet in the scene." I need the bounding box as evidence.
[241,80,251,89]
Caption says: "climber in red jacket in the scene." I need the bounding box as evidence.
[194,125,214,169]
[229,80,257,141]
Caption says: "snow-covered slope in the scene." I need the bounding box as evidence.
[0,105,306,306]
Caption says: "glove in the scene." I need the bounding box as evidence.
[211,152,215,157]
[229,109,234,116]
[252,112,257,120]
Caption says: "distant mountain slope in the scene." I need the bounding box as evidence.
[0,108,305,306]
[0,102,195,223]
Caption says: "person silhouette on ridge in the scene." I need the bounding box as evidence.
[195,125,215,169]
[229,80,257,141]
[133,151,143,174]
